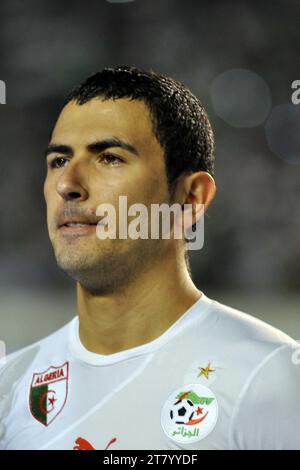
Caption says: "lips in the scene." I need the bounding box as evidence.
[58,220,98,236]
[57,213,100,229]
[57,212,100,235]
[61,221,97,228]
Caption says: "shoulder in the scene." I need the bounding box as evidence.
[0,317,75,385]
[204,297,300,449]
[228,337,300,449]
[207,297,297,354]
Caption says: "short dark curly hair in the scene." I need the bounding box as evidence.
[64,65,215,193]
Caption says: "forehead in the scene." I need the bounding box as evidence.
[51,97,160,153]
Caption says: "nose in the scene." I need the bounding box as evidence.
[56,159,88,202]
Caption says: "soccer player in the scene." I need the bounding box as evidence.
[1,66,300,450]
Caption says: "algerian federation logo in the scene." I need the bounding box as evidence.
[161,384,218,444]
[29,362,69,426]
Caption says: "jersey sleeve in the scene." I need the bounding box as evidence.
[229,341,300,450]
[0,345,41,449]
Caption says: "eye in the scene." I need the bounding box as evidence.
[48,156,69,169]
[101,153,124,166]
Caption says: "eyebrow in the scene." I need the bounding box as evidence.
[45,137,139,158]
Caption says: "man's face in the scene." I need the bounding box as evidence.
[44,97,173,293]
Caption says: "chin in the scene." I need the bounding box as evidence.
[55,252,93,273]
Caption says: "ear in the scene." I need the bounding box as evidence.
[176,172,216,226]
[183,171,216,208]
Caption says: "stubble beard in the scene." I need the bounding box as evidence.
[53,234,167,295]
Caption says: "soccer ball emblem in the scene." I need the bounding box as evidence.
[170,395,196,424]
[161,384,218,444]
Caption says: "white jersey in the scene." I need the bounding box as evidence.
[1,292,300,450]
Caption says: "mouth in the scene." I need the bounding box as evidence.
[58,221,98,235]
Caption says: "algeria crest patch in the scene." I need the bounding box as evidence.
[161,383,218,444]
[29,362,69,426]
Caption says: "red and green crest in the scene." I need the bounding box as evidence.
[29,362,69,426]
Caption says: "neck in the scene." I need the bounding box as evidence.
[76,252,202,355]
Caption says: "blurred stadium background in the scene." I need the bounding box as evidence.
[0,0,299,353]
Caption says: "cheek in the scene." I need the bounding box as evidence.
[130,161,169,203]
[44,180,59,225]
[44,175,56,205]
[91,162,169,206]
[43,177,49,200]
[142,172,169,204]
